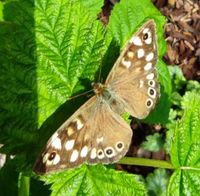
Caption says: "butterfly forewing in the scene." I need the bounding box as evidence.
[106,20,159,119]
[34,20,159,174]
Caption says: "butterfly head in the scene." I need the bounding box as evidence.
[92,82,106,95]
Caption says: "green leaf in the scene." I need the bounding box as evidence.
[146,169,170,196]
[80,0,103,16]
[0,1,3,21]
[42,165,146,196]
[0,0,37,166]
[168,92,200,195]
[168,169,200,196]
[168,65,186,92]
[36,0,106,126]
[165,109,178,154]
[0,0,173,195]
[186,80,200,94]
[168,66,186,107]
[141,133,164,152]
[18,173,30,196]
[35,1,170,193]
[108,0,166,54]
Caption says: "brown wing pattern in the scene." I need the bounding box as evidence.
[33,96,132,174]
[34,20,159,174]
[106,20,159,119]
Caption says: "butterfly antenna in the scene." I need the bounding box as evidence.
[98,64,102,83]
[97,53,105,83]
[67,89,94,100]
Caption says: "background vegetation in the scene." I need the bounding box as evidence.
[0,0,200,195]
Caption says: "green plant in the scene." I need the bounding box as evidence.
[0,0,200,195]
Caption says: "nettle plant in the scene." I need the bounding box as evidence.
[0,0,200,195]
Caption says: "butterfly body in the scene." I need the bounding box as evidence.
[34,20,160,174]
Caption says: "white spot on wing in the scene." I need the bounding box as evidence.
[137,49,145,58]
[145,37,152,44]
[146,73,154,80]
[146,98,153,108]
[104,147,116,158]
[90,148,97,159]
[96,136,103,143]
[115,142,124,152]
[97,149,105,159]
[130,36,143,46]
[121,58,131,69]
[143,28,152,44]
[42,153,49,163]
[148,87,156,99]
[52,154,60,165]
[65,140,75,151]
[70,150,79,162]
[80,146,88,158]
[146,52,154,61]
[51,132,58,141]
[139,80,144,88]
[75,118,84,130]
[51,137,62,150]
[148,80,156,87]
[143,28,149,34]
[144,62,152,71]
[45,153,61,166]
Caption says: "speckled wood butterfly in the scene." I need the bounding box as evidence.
[33,20,159,174]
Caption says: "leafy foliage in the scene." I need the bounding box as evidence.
[166,66,200,154]
[34,0,168,193]
[168,92,200,195]
[0,0,37,171]
[0,2,3,20]
[42,165,146,196]
[168,65,186,93]
[2,0,200,195]
[146,169,170,196]
[36,0,107,126]
[141,133,164,152]
[34,0,166,194]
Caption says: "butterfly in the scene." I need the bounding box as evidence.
[33,19,160,174]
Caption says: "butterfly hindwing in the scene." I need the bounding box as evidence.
[33,97,132,174]
[106,20,159,119]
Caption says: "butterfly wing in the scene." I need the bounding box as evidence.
[33,96,132,174]
[105,20,159,119]
[34,20,159,174]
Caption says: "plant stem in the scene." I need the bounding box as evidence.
[18,173,30,196]
[118,157,174,170]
